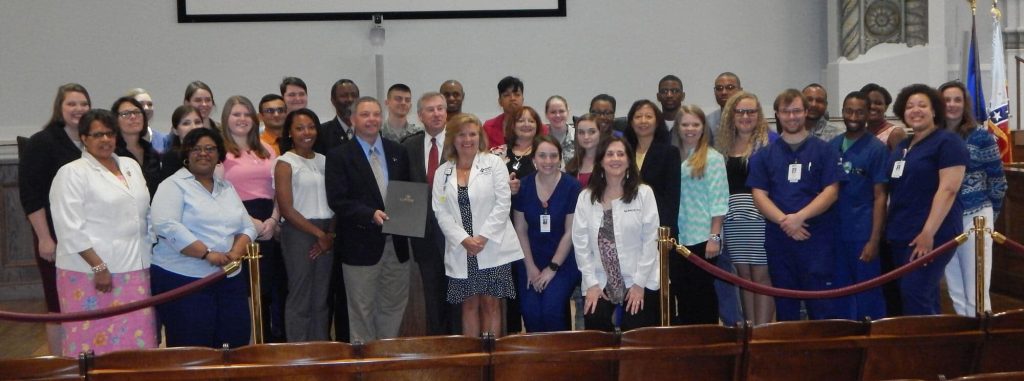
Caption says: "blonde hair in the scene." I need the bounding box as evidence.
[443,113,488,162]
[673,105,712,179]
[220,95,270,159]
[714,91,771,162]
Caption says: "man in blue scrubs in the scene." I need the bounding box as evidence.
[829,91,888,320]
[748,89,846,321]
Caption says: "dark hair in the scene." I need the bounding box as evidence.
[280,77,307,95]
[182,127,226,164]
[589,94,617,112]
[565,113,601,175]
[860,83,892,106]
[623,99,668,147]
[803,83,826,92]
[170,105,202,150]
[531,134,563,160]
[47,83,91,128]
[659,75,683,87]
[504,106,543,147]
[843,91,869,106]
[588,136,640,204]
[893,84,946,129]
[387,83,412,97]
[331,79,359,99]
[259,94,285,110]
[937,81,978,138]
[497,76,524,94]
[111,96,149,137]
[717,72,742,87]
[184,80,214,104]
[77,109,118,138]
[280,108,322,153]
[350,96,381,116]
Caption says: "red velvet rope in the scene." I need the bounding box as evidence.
[0,269,229,323]
[997,235,1024,257]
[683,238,962,299]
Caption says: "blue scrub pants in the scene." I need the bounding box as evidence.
[151,265,251,348]
[833,240,886,320]
[514,262,580,332]
[766,234,844,321]
[890,240,957,315]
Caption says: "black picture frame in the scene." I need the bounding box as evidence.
[177,0,567,23]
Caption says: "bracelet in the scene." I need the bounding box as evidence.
[90,262,108,273]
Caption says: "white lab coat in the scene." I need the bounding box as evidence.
[572,185,660,291]
[432,152,524,279]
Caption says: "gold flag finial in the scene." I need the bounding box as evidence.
[968,0,977,14]
[992,0,1002,20]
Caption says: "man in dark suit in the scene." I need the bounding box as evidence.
[401,92,451,335]
[325,96,412,343]
[316,79,360,155]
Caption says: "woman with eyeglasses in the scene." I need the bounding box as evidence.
[150,128,256,348]
[49,109,156,355]
[111,96,162,196]
[18,83,91,354]
[715,91,778,326]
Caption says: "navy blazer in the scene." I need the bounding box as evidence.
[316,117,352,155]
[325,136,412,266]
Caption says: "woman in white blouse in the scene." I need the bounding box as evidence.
[572,136,660,332]
[50,109,156,355]
[432,113,524,337]
[274,109,335,341]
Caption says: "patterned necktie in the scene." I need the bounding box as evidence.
[370,146,386,200]
[427,137,439,185]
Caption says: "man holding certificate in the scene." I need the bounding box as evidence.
[325,97,412,342]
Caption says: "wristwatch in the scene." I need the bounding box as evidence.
[709,233,722,242]
[548,262,560,271]
[202,248,212,260]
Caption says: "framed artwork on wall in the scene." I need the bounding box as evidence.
[177,0,566,23]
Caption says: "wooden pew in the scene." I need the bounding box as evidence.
[951,371,1024,380]
[617,325,743,381]
[225,342,357,381]
[977,309,1024,374]
[0,356,79,381]
[860,315,984,381]
[744,320,868,381]
[88,346,224,381]
[359,335,488,381]
[491,331,619,381]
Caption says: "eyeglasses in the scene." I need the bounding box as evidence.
[117,110,144,119]
[714,85,738,92]
[87,131,116,139]
[779,108,805,116]
[733,109,758,116]
[261,107,286,115]
[189,145,218,154]
[590,110,615,116]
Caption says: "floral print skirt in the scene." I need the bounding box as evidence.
[57,268,157,356]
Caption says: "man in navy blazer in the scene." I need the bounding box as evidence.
[401,92,451,335]
[326,97,412,342]
[316,79,360,155]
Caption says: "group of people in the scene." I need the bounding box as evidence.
[18,71,1006,357]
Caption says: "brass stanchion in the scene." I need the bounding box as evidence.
[246,243,264,344]
[658,227,672,326]
[973,215,987,316]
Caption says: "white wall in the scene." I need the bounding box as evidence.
[0,0,828,141]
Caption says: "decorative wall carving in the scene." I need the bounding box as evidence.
[841,0,929,60]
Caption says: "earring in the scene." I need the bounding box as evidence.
[182,158,189,166]
[600,171,605,179]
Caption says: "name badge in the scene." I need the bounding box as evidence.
[540,214,551,233]
[891,160,905,178]
[788,163,801,183]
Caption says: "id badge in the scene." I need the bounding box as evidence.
[891,160,905,178]
[787,163,802,183]
[540,214,552,233]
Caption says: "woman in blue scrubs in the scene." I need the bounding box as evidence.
[886,84,968,316]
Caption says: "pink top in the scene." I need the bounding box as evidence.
[577,172,592,188]
[874,122,897,145]
[222,142,278,201]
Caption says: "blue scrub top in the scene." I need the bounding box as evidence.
[513,172,582,271]
[747,135,845,238]
[885,128,969,242]
[830,133,889,243]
